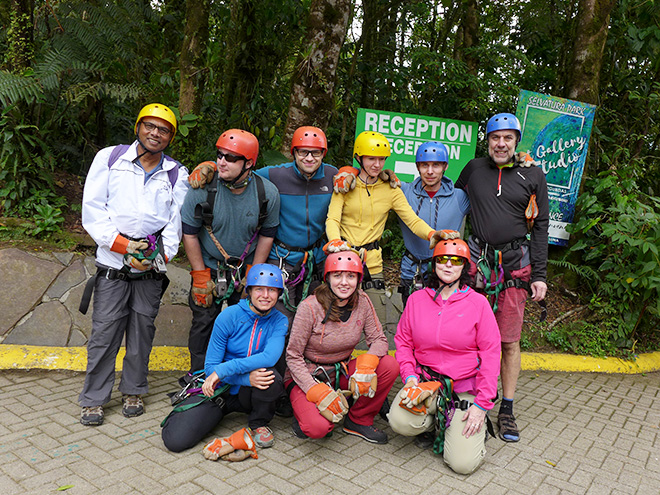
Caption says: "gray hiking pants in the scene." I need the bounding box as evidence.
[79,275,163,407]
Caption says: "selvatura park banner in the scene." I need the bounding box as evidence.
[355,108,478,183]
[515,90,597,247]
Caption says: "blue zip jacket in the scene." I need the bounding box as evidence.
[399,176,470,279]
[256,161,337,266]
[204,299,288,394]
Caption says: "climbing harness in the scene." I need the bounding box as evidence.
[161,372,230,427]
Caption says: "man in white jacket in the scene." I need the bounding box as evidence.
[78,103,189,426]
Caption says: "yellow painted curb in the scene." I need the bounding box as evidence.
[1,345,659,374]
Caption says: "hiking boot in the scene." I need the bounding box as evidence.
[122,395,144,417]
[378,397,390,421]
[497,413,520,442]
[250,426,274,448]
[275,395,294,418]
[81,406,104,426]
[342,416,388,444]
[413,431,434,449]
[291,418,308,439]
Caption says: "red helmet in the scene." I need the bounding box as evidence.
[432,239,470,260]
[290,126,327,156]
[323,251,363,282]
[216,129,259,163]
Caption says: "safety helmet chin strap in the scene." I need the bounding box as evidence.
[222,161,252,190]
[355,156,379,181]
[247,295,272,317]
[432,272,461,301]
[321,286,354,323]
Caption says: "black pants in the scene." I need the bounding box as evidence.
[187,286,242,373]
[161,367,283,453]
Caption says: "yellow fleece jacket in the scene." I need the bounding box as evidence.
[326,178,433,274]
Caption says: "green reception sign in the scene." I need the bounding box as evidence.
[355,108,478,183]
[515,90,597,246]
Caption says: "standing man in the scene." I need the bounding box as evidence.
[180,129,280,382]
[399,141,470,306]
[79,103,189,426]
[455,113,549,443]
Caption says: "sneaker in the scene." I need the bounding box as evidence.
[378,397,390,422]
[413,431,434,449]
[81,406,104,426]
[275,395,294,418]
[122,395,144,417]
[497,413,520,442]
[291,418,308,439]
[342,416,388,444]
[251,426,274,448]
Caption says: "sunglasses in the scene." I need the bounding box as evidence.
[217,150,246,163]
[435,255,466,266]
[295,148,324,158]
[141,121,172,136]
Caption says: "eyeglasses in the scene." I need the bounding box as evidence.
[295,148,324,158]
[141,121,172,136]
[435,255,466,266]
[217,150,246,163]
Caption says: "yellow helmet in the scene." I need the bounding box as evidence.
[353,131,391,158]
[134,103,177,140]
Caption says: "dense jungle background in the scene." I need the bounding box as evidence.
[0,0,658,356]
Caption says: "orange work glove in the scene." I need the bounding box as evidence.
[348,354,379,400]
[188,160,217,189]
[203,427,258,461]
[123,254,152,271]
[514,151,536,168]
[306,382,349,423]
[398,381,443,416]
[428,229,460,249]
[378,169,401,189]
[333,166,359,193]
[110,235,148,255]
[191,268,216,308]
[323,239,353,254]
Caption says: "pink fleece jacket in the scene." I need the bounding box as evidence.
[286,291,389,394]
[394,286,501,410]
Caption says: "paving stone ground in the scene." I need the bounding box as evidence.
[1,369,658,495]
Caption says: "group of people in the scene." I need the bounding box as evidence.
[78,102,548,475]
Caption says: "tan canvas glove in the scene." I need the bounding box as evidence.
[189,160,217,188]
[348,354,379,400]
[306,382,349,423]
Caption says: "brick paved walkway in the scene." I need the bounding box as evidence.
[0,370,658,494]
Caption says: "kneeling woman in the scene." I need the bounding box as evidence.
[285,251,399,443]
[388,239,500,474]
[162,264,288,452]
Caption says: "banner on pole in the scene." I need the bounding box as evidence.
[516,91,597,246]
[355,108,478,183]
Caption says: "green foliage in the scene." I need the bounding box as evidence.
[567,171,660,347]
[33,203,64,237]
[546,319,619,358]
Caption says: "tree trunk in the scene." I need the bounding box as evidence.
[6,0,34,73]
[566,0,617,104]
[281,0,352,156]
[453,0,479,121]
[179,0,210,116]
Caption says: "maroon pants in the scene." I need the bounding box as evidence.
[287,354,399,439]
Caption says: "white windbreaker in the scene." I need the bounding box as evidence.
[82,141,189,271]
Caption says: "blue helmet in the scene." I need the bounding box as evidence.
[245,264,284,291]
[486,113,521,139]
[416,141,449,164]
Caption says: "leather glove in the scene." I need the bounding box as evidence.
[189,161,217,188]
[333,166,359,193]
[123,254,152,271]
[378,169,401,189]
[110,235,148,255]
[428,229,460,249]
[348,354,379,400]
[398,381,443,415]
[514,152,536,168]
[203,428,258,461]
[306,382,349,423]
[191,268,217,308]
[323,239,353,254]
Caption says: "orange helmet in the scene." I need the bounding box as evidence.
[324,251,363,282]
[291,126,327,156]
[216,129,259,163]
[432,239,470,260]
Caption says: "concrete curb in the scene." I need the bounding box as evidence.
[1,345,659,374]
